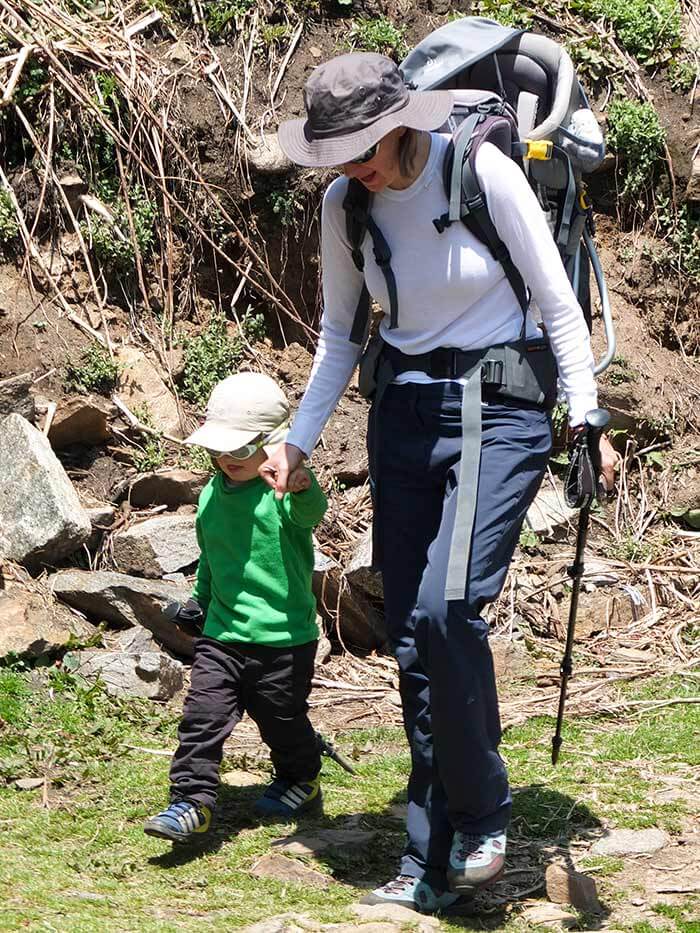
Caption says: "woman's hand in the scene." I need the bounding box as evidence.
[598,433,620,492]
[259,443,306,499]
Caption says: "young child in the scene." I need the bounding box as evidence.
[144,371,327,844]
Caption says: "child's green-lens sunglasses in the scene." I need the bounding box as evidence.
[206,434,265,461]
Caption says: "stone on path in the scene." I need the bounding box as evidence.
[344,529,383,600]
[117,469,208,509]
[271,828,376,857]
[48,569,194,658]
[14,777,45,791]
[243,915,319,933]
[117,346,184,437]
[0,414,91,565]
[0,587,97,660]
[524,479,576,540]
[47,395,112,449]
[112,514,199,577]
[313,548,387,651]
[545,863,602,913]
[221,769,265,787]
[521,903,575,925]
[250,853,329,887]
[64,646,184,700]
[352,903,439,929]
[591,828,669,857]
[0,372,35,422]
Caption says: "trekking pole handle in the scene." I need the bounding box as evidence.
[585,408,610,496]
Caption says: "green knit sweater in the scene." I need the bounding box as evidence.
[192,471,327,647]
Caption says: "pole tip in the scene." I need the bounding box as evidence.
[551,736,562,766]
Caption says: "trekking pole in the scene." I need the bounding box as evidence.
[316,732,357,775]
[551,408,610,766]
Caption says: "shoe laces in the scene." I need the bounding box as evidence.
[379,874,416,895]
[456,833,486,861]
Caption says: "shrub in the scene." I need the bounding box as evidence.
[180,311,266,407]
[132,437,166,473]
[83,188,156,275]
[347,17,407,60]
[668,57,698,94]
[205,0,254,40]
[472,1,532,29]
[0,190,19,246]
[65,343,120,395]
[656,196,700,282]
[573,0,681,64]
[606,98,665,198]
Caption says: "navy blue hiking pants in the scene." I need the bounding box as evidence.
[369,381,552,889]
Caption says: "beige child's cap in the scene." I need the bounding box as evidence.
[184,372,290,453]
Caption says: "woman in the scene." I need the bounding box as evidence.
[263,52,617,913]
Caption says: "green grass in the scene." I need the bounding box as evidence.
[0,671,697,930]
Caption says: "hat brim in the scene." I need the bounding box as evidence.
[277,90,454,168]
[184,422,259,453]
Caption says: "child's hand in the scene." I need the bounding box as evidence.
[287,466,311,493]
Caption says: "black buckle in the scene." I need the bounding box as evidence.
[481,358,504,386]
[430,348,459,379]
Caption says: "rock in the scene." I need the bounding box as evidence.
[112,514,199,577]
[221,769,265,787]
[0,588,97,660]
[591,828,669,857]
[524,480,576,540]
[14,777,45,791]
[315,632,332,665]
[352,903,439,929]
[344,529,383,600]
[111,624,159,654]
[117,469,208,509]
[0,372,35,422]
[247,136,293,175]
[64,647,184,700]
[48,569,194,658]
[0,414,92,565]
[686,155,700,203]
[272,828,375,856]
[117,346,184,437]
[57,172,88,213]
[521,903,575,925]
[242,915,319,933]
[545,863,602,913]
[85,504,117,550]
[490,635,532,682]
[47,395,112,449]
[313,548,387,651]
[250,853,329,886]
[574,588,637,638]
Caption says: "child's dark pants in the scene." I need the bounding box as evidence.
[169,636,321,810]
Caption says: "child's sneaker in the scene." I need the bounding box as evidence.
[361,875,464,914]
[253,775,322,819]
[143,800,212,844]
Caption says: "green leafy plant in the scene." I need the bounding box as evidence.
[566,36,619,88]
[258,23,292,50]
[65,343,120,395]
[132,437,166,473]
[180,311,266,407]
[606,98,665,198]
[267,188,301,227]
[0,189,19,246]
[204,0,254,40]
[572,0,681,64]
[668,56,698,93]
[655,195,700,281]
[83,187,156,275]
[347,17,408,60]
[472,0,532,28]
[606,355,637,385]
[519,526,540,551]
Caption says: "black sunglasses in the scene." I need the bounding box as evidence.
[350,140,381,165]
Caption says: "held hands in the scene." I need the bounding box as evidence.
[258,442,306,499]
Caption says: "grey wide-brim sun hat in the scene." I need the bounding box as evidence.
[277,52,454,168]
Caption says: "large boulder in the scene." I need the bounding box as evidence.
[48,569,195,658]
[313,548,387,651]
[116,346,184,437]
[0,414,91,565]
[0,372,35,422]
[111,514,199,577]
[0,587,97,660]
[47,395,112,449]
[114,469,208,509]
[64,646,184,700]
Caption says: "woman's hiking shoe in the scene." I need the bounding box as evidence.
[143,800,212,844]
[447,831,506,894]
[253,775,322,819]
[360,875,464,914]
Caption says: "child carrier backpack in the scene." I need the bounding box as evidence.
[344,17,616,376]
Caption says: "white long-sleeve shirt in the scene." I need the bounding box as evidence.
[287,134,597,455]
